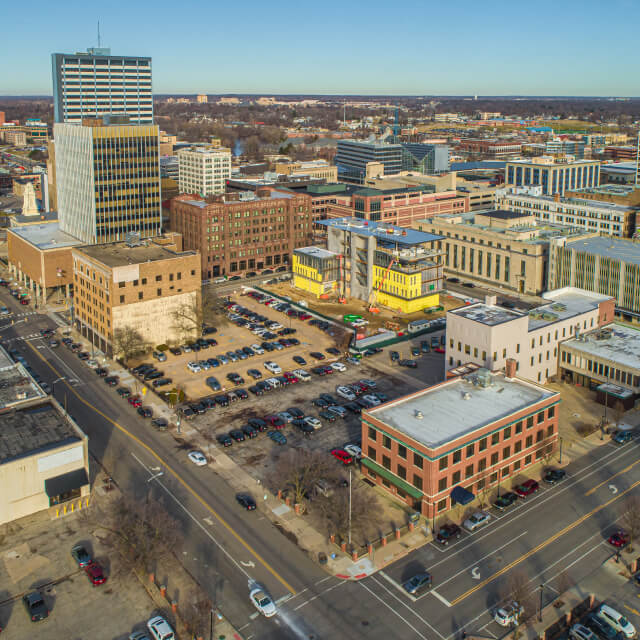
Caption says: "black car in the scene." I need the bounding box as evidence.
[202,326,217,335]
[242,346,254,357]
[344,402,362,414]
[293,419,315,435]
[313,397,330,408]
[137,406,152,418]
[319,393,337,405]
[402,572,432,596]
[191,402,207,414]
[249,417,268,432]
[236,388,249,400]
[326,347,341,356]
[310,351,325,360]
[293,355,307,365]
[311,366,327,376]
[169,347,182,355]
[152,377,172,387]
[217,433,233,447]
[447,277,460,283]
[117,387,131,398]
[256,380,271,392]
[229,429,245,442]
[248,385,263,396]
[436,524,462,545]
[287,407,304,418]
[262,341,276,352]
[236,493,257,510]
[202,397,217,410]
[247,368,262,379]
[319,410,337,423]
[500,300,516,309]
[390,350,400,362]
[493,491,519,511]
[242,424,258,439]
[104,375,119,386]
[399,359,418,368]
[93,367,107,377]
[215,394,230,407]
[585,614,621,640]
[23,591,48,622]
[543,468,567,485]
[152,417,168,431]
[462,282,475,288]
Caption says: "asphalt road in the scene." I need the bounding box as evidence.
[2,288,639,640]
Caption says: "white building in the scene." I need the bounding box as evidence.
[178,146,232,196]
[446,288,616,384]
[496,186,636,238]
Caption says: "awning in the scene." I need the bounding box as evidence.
[451,485,474,505]
[361,458,423,500]
[45,468,88,498]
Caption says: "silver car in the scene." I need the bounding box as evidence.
[463,511,491,532]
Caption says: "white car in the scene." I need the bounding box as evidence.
[344,444,362,459]
[187,451,207,466]
[187,361,201,373]
[494,602,523,627]
[265,377,281,389]
[336,386,356,401]
[327,405,347,419]
[294,369,311,381]
[250,588,277,618]
[264,361,282,374]
[269,323,283,330]
[277,411,295,424]
[464,511,491,532]
[597,605,637,639]
[86,359,99,369]
[304,416,322,430]
[147,615,175,640]
[359,378,377,388]
[570,624,598,640]
[250,344,264,355]
[331,362,346,372]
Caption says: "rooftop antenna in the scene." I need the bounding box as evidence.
[97,20,101,48]
[343,101,346,127]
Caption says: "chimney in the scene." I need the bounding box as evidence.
[256,187,271,198]
[485,294,497,305]
[554,192,561,202]
[505,358,517,379]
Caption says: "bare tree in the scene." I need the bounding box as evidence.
[499,569,535,624]
[475,467,493,509]
[112,326,149,364]
[171,288,227,342]
[622,495,640,553]
[613,400,626,428]
[183,591,214,639]
[541,441,556,469]
[268,449,336,510]
[87,495,183,572]
[317,481,380,546]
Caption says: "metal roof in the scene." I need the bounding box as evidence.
[318,217,443,245]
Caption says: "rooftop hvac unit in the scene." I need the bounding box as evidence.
[475,368,492,388]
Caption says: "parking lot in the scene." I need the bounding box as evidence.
[0,508,165,639]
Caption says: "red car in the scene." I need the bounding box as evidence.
[434,347,445,354]
[128,395,142,408]
[514,479,539,498]
[20,298,30,305]
[331,448,354,465]
[84,561,107,586]
[264,415,285,429]
[299,313,312,320]
[608,529,630,548]
[321,365,334,375]
[283,372,298,384]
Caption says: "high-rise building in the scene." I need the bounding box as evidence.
[52,48,153,124]
[54,117,161,244]
[505,157,600,196]
[196,94,208,104]
[178,146,231,196]
[334,140,402,183]
[400,143,450,174]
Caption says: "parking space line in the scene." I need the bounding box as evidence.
[431,589,452,607]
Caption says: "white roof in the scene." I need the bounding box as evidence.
[563,323,640,371]
[368,371,556,449]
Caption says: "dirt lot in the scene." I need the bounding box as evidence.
[260,280,464,333]
[0,505,162,640]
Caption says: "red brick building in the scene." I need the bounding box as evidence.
[169,188,312,279]
[360,366,560,519]
[457,139,522,158]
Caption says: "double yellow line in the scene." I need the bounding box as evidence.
[26,341,297,595]
[585,459,640,496]
[450,478,640,606]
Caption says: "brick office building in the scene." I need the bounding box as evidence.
[169,188,312,279]
[361,366,560,519]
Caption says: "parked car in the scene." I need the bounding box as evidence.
[188,450,207,466]
[597,605,636,639]
[585,614,622,640]
[331,448,353,465]
[268,430,287,445]
[343,444,362,459]
[493,492,519,511]
[399,359,418,368]
[71,544,92,567]
[147,615,175,640]
[390,350,400,362]
[264,361,282,374]
[570,624,598,640]
[514,479,539,498]
[402,571,432,596]
[236,493,257,510]
[309,351,325,360]
[464,511,491,532]
[85,561,107,586]
[494,601,523,627]
[336,385,356,401]
[152,351,167,362]
[230,429,246,442]
[613,430,633,445]
[608,529,630,548]
[23,591,48,622]
[217,433,232,447]
[543,468,566,485]
[436,523,462,546]
[304,416,322,430]
[206,377,221,391]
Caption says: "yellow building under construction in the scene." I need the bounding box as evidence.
[293,218,445,314]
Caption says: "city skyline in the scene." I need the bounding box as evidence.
[1,0,639,96]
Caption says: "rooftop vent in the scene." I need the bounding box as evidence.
[475,368,492,388]
[415,410,423,419]
[463,392,472,400]
[125,231,142,247]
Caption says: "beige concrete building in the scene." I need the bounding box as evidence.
[196,94,208,103]
[0,346,90,525]
[72,233,201,355]
[446,288,615,384]
[415,210,590,295]
[274,160,338,183]
[178,145,232,196]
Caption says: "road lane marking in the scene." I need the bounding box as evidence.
[449,479,640,606]
[624,605,640,617]
[25,340,297,596]
[436,531,528,589]
[359,581,430,640]
[292,581,344,611]
[585,459,640,495]
[431,590,452,608]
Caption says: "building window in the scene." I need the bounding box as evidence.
[382,455,391,470]
[516,421,523,434]
[477,479,485,490]
[478,458,487,471]
[526,435,533,448]
[157,288,162,296]
[118,282,125,288]
[514,441,522,453]
[525,454,532,465]
[513,460,521,471]
[466,443,475,457]
[548,406,555,419]
[413,475,423,491]
[547,425,554,437]
[438,477,448,492]
[155,275,162,282]
[438,499,447,512]
[119,295,124,303]
[398,444,407,459]
[503,446,511,459]
[439,456,448,471]
[452,471,461,485]
[465,464,474,479]
[502,466,509,478]
[479,438,487,451]
[537,412,544,424]
[504,426,511,439]
[368,427,377,441]
[527,417,534,429]
[414,453,423,469]
[383,435,391,449]
[490,472,498,484]
[491,452,499,466]
[453,450,461,464]
[536,430,544,442]
[138,292,143,300]
[368,446,376,460]
[491,433,500,445]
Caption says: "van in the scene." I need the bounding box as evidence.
[597,605,636,639]
[294,369,311,381]
[265,377,281,389]
[213,277,226,284]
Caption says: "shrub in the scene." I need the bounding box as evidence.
[156,344,169,352]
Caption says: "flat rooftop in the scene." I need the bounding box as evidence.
[319,217,443,245]
[0,401,81,464]
[450,304,524,327]
[0,348,46,408]
[294,246,338,259]
[8,222,83,251]
[368,371,555,449]
[565,236,640,267]
[76,240,196,268]
[563,323,640,372]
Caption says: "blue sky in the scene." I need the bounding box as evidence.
[1,0,638,96]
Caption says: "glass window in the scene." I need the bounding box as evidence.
[383,435,391,449]
[414,453,423,469]
[465,464,474,479]
[491,433,499,445]
[438,477,448,492]
[479,438,487,451]
[439,456,448,471]
[466,443,474,457]
[453,450,461,464]
[398,444,407,459]
[368,427,377,440]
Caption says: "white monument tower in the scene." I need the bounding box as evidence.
[22,181,39,217]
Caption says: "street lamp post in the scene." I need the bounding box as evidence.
[538,584,544,622]
[348,467,352,547]
[558,437,563,464]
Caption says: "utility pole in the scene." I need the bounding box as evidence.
[538,584,544,622]
[348,467,352,547]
